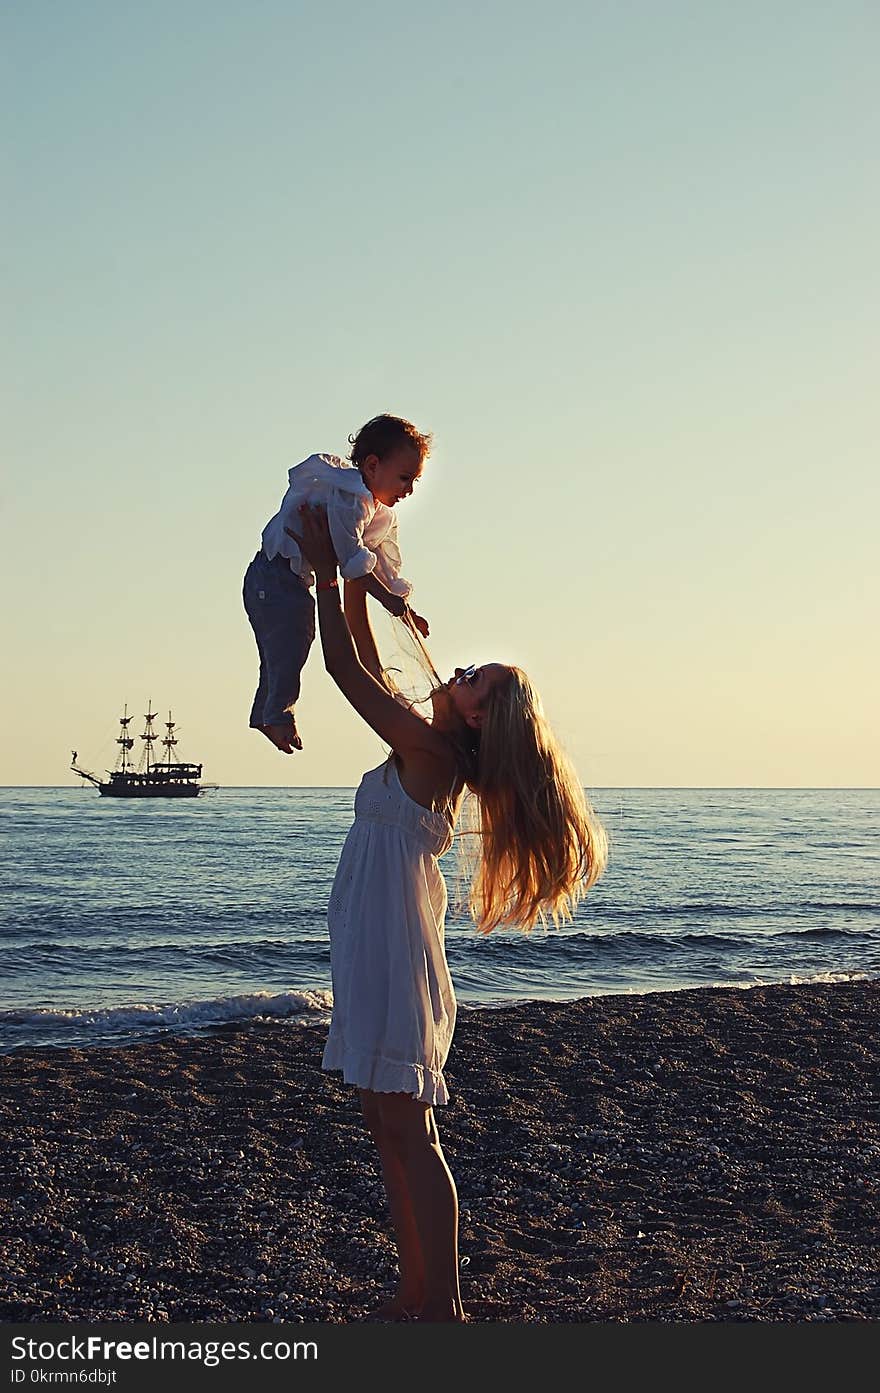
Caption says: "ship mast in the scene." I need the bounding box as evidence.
[70,700,212,795]
[141,702,158,775]
[162,711,178,767]
[118,705,135,774]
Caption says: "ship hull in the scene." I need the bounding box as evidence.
[98,782,201,798]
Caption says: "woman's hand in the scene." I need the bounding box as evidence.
[383,593,408,619]
[285,505,338,581]
[407,608,430,638]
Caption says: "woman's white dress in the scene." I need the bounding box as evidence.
[321,757,457,1106]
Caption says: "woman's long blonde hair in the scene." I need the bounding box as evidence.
[385,619,607,934]
[456,666,608,934]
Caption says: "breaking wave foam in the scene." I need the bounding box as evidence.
[0,988,333,1051]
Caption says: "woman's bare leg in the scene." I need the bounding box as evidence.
[359,1090,425,1317]
[375,1092,465,1322]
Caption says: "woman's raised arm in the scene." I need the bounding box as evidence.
[287,507,449,762]
[342,576,387,688]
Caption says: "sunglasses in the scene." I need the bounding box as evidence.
[455,665,481,687]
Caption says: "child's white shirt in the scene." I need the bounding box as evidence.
[260,454,412,597]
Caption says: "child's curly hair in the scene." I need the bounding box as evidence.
[348,414,433,467]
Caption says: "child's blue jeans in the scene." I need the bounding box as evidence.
[242,551,316,730]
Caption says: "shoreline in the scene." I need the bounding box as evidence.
[2,979,878,1322]
[4,971,875,1059]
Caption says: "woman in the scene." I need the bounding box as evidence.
[292,504,607,1323]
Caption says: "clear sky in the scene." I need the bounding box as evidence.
[4,1,878,788]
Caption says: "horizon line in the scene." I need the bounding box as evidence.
[5,784,880,794]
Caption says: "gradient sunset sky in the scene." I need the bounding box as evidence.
[5,1,877,787]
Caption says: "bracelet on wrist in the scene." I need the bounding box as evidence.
[316,576,339,592]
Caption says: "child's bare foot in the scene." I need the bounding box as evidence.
[260,724,303,753]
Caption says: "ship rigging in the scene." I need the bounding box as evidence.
[71,704,213,797]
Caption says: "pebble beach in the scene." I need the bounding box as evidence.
[1,979,878,1324]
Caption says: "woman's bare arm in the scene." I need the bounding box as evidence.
[342,576,387,688]
[317,586,449,760]
[289,508,450,763]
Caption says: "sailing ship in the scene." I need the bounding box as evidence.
[71,704,208,798]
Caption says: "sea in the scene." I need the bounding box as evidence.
[1,786,877,1055]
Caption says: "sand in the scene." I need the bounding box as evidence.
[1,980,878,1323]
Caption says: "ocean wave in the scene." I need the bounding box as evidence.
[456,968,878,1002]
[0,988,333,1049]
[6,925,874,974]
[0,937,322,960]
[0,907,327,937]
[448,925,877,957]
[576,900,880,920]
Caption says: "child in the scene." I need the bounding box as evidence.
[243,413,432,753]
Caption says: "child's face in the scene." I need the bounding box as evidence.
[361,445,423,507]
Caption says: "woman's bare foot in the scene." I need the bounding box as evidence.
[363,1294,419,1322]
[418,1300,467,1323]
[260,723,303,753]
